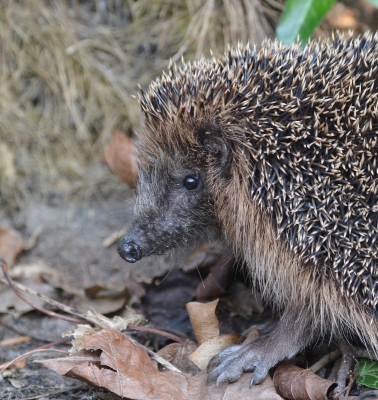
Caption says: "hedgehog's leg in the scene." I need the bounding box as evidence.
[207,308,313,385]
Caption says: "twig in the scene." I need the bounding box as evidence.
[310,349,341,373]
[0,335,31,347]
[329,358,342,382]
[0,348,69,375]
[127,325,186,344]
[344,361,359,399]
[1,259,89,325]
[23,224,44,251]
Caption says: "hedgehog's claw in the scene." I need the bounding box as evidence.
[206,344,241,373]
[207,339,270,386]
[215,371,229,386]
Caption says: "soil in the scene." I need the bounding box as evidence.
[0,165,174,400]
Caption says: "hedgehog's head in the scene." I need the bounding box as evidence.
[117,117,234,263]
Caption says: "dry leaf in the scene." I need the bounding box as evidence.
[190,372,283,400]
[0,275,57,315]
[38,328,193,399]
[157,340,200,374]
[189,334,244,370]
[186,300,220,345]
[10,262,56,281]
[273,361,337,400]
[103,129,138,188]
[38,327,282,399]
[0,226,24,267]
[42,272,132,315]
[9,378,23,388]
[74,284,130,315]
[186,300,245,370]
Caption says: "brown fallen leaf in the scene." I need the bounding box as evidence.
[189,326,260,371]
[72,284,130,315]
[189,334,244,370]
[42,270,133,315]
[37,327,282,399]
[157,340,200,374]
[273,361,337,400]
[103,129,138,188]
[0,272,58,315]
[186,299,220,345]
[186,300,245,370]
[0,226,24,267]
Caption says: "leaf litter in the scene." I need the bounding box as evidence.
[0,216,358,399]
[31,289,335,399]
[37,306,282,400]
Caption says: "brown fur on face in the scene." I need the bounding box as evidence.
[120,33,378,382]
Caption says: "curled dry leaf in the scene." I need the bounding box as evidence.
[186,300,245,370]
[0,226,24,267]
[186,299,220,345]
[103,129,138,188]
[189,334,245,371]
[38,327,282,400]
[273,361,337,400]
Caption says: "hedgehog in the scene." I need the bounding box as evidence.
[118,33,378,386]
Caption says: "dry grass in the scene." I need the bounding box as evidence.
[0,0,282,212]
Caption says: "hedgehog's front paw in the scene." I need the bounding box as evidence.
[206,339,270,386]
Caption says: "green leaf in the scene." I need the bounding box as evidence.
[357,359,378,389]
[276,0,337,45]
[366,0,378,7]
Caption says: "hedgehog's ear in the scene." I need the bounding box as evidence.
[202,131,229,169]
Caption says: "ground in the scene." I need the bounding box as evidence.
[1,1,378,399]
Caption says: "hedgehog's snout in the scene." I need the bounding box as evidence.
[118,238,142,263]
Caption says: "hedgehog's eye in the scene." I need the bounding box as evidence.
[183,174,200,190]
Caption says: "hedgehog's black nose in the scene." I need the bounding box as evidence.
[118,240,142,263]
